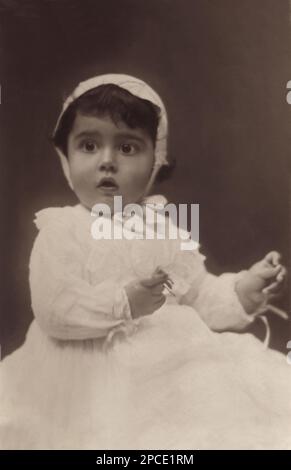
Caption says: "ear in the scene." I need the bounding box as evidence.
[57,150,74,190]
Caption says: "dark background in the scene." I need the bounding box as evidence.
[0,0,290,357]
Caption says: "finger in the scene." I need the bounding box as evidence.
[151,278,174,293]
[260,265,281,280]
[141,273,168,288]
[264,251,281,265]
[276,273,286,283]
[162,284,175,296]
[151,284,167,295]
[276,275,286,284]
[262,281,281,295]
[154,267,174,286]
[276,266,287,282]
[164,279,174,289]
[264,251,281,266]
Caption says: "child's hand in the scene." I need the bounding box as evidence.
[124,267,172,319]
[235,251,287,314]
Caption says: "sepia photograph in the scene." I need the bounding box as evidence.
[0,0,290,452]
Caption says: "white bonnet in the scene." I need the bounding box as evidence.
[53,73,169,169]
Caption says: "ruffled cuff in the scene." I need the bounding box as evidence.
[233,270,268,319]
[112,287,132,321]
[233,271,272,348]
[103,287,137,350]
[220,271,256,329]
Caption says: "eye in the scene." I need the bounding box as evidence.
[119,143,139,156]
[80,139,98,153]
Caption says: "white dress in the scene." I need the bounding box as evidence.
[0,203,290,450]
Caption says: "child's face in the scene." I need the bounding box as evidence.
[66,112,155,211]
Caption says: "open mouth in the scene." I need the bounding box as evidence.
[97,177,119,191]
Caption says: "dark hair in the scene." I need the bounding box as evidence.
[53,84,160,154]
[52,83,175,182]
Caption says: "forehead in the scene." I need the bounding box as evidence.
[70,112,152,143]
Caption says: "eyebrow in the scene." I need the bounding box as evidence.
[74,130,147,144]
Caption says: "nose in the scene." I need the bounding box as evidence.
[98,146,117,173]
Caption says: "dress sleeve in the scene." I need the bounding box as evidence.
[29,218,132,340]
[179,247,257,331]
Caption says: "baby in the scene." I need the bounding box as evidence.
[0,73,289,450]
[53,74,286,325]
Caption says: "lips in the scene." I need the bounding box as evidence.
[97,177,119,191]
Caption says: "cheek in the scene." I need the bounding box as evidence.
[68,154,92,183]
[131,152,154,179]
[125,160,153,192]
